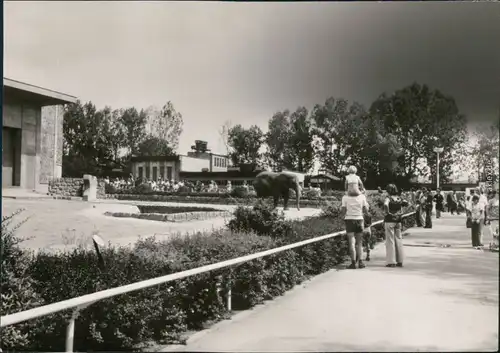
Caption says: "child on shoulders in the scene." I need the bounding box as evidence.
[345,165,364,197]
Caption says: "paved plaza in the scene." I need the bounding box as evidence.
[162,214,499,352]
[1,198,321,252]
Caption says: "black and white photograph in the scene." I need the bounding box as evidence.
[1,1,499,352]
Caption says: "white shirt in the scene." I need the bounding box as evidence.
[346,174,361,185]
[342,194,369,220]
[479,195,488,211]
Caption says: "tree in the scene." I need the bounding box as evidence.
[265,110,291,171]
[145,102,184,151]
[463,122,499,185]
[62,101,119,177]
[136,135,175,157]
[227,124,264,166]
[218,120,233,156]
[265,107,315,173]
[310,98,368,176]
[369,83,468,185]
[119,107,147,156]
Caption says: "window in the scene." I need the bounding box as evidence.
[138,167,143,179]
[152,166,158,180]
[145,166,150,179]
[160,166,165,179]
[167,166,173,180]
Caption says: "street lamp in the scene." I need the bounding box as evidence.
[433,147,444,190]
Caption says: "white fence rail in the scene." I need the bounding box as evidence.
[1,212,415,352]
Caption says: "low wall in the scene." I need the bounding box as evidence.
[49,178,106,199]
[105,210,231,222]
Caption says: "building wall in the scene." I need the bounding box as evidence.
[132,160,179,181]
[2,100,64,190]
[210,154,229,172]
[40,105,64,184]
[180,156,210,172]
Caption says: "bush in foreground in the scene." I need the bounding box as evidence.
[2,199,416,351]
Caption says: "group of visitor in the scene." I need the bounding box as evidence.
[339,165,500,269]
[104,176,135,189]
[341,166,409,269]
[466,188,499,250]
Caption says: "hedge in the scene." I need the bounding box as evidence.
[105,190,389,209]
[2,200,416,352]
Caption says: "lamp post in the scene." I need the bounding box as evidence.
[433,147,444,190]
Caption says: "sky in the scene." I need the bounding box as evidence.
[4,1,500,164]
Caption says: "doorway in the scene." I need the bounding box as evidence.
[2,127,21,187]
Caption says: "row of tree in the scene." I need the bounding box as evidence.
[63,101,183,177]
[222,83,498,188]
[62,82,498,188]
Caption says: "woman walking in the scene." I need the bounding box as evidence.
[341,191,370,269]
[384,184,409,268]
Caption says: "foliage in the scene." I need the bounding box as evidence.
[227,124,264,166]
[136,135,175,157]
[461,122,499,184]
[145,102,184,152]
[1,210,45,351]
[227,201,292,237]
[369,83,468,185]
[265,108,315,173]
[63,101,123,177]
[229,186,251,198]
[120,107,148,156]
[3,198,416,351]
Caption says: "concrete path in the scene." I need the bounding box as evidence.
[164,213,499,352]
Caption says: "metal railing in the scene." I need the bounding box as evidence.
[1,212,415,352]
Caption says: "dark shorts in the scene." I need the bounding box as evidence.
[345,219,364,234]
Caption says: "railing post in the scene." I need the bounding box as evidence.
[65,309,78,352]
[65,302,95,352]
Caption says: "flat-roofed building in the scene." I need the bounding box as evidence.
[2,78,77,191]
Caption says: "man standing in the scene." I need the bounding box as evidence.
[341,192,370,269]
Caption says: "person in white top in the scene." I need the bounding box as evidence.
[341,192,370,269]
[478,188,489,245]
[345,166,364,197]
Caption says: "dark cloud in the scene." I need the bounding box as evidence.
[4,2,499,154]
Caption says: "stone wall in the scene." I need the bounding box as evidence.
[40,105,64,184]
[49,177,106,198]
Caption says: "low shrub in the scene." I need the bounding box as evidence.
[227,201,292,238]
[230,186,251,198]
[3,198,416,351]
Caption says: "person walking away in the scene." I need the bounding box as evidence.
[383,184,409,267]
[419,187,428,227]
[424,190,434,228]
[446,192,453,214]
[341,192,370,269]
[345,166,364,197]
[415,189,422,227]
[470,195,484,248]
[486,191,499,251]
[434,189,445,219]
[449,190,459,215]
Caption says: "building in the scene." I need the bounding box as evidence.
[2,78,77,191]
[130,152,231,181]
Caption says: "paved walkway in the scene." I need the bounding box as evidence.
[164,214,499,352]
